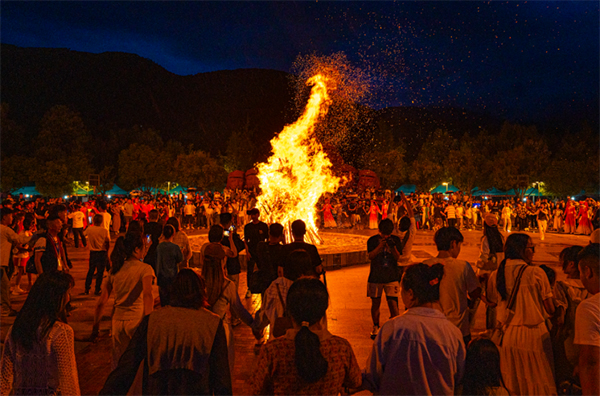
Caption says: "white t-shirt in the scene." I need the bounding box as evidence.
[184,204,196,215]
[487,260,553,327]
[84,225,110,251]
[423,257,480,336]
[68,211,85,228]
[100,212,111,232]
[107,259,156,321]
[123,203,134,217]
[574,293,600,347]
[398,218,417,266]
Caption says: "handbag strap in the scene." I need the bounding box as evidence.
[275,283,286,312]
[505,264,528,316]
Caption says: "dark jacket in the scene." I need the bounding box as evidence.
[100,307,231,395]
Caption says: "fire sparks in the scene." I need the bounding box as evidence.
[255,74,340,244]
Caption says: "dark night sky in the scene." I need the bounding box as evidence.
[2,1,598,124]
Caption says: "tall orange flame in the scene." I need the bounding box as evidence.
[256,74,340,244]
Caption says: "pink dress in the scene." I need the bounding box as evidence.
[381,202,389,220]
[576,204,592,235]
[369,204,380,229]
[564,204,577,233]
[322,204,337,228]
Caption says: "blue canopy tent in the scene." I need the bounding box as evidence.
[472,187,504,197]
[524,187,542,197]
[13,186,41,197]
[431,184,459,194]
[395,184,416,194]
[167,185,187,195]
[105,185,128,196]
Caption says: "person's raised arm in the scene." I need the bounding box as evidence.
[228,234,238,257]
[367,237,387,261]
[400,192,414,218]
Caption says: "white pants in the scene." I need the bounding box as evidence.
[537,220,547,240]
[112,318,142,369]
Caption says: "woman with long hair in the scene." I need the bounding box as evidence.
[99,269,231,395]
[486,233,556,395]
[459,339,508,395]
[364,263,465,395]
[202,245,252,375]
[475,215,506,330]
[251,278,362,395]
[1,271,79,395]
[92,231,155,369]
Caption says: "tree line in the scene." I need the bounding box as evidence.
[1,103,598,197]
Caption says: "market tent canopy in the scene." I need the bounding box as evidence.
[167,185,187,195]
[524,187,542,197]
[395,184,416,194]
[105,185,128,196]
[431,184,459,194]
[471,187,505,196]
[13,186,40,196]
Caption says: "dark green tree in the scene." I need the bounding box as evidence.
[31,106,93,195]
[0,156,33,193]
[409,129,455,191]
[174,150,227,191]
[118,143,161,192]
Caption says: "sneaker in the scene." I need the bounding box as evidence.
[370,325,380,340]
[245,289,252,298]
[12,286,26,295]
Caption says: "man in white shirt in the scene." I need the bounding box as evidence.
[574,244,599,396]
[83,214,111,295]
[184,201,196,230]
[423,227,481,345]
[123,198,134,229]
[68,204,87,248]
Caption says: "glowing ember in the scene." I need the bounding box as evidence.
[255,74,340,244]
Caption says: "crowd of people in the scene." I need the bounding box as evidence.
[315,188,599,237]
[0,189,599,395]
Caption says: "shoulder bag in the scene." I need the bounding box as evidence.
[271,283,293,338]
[490,264,527,346]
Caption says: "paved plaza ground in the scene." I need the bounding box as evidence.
[0,226,592,395]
